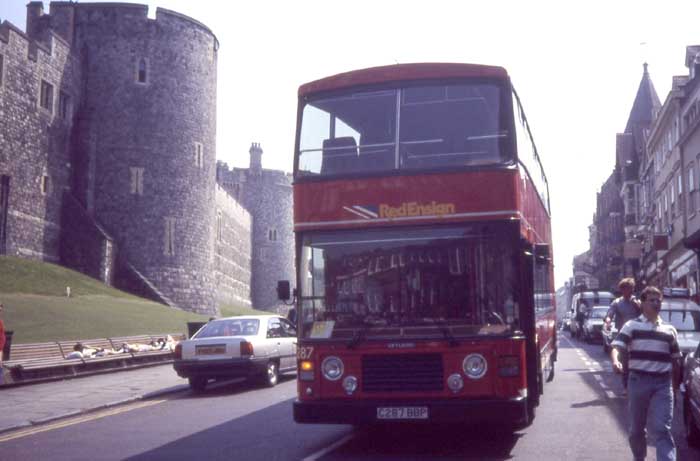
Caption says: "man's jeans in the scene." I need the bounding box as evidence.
[628,371,676,461]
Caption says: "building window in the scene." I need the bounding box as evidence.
[40,80,54,113]
[678,174,683,195]
[58,91,70,119]
[40,175,49,195]
[268,228,278,241]
[0,54,4,87]
[194,142,204,168]
[130,167,144,195]
[216,211,223,243]
[233,183,241,199]
[136,58,148,84]
[164,217,176,256]
[258,247,267,261]
[689,165,696,214]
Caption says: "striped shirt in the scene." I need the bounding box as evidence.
[611,314,681,374]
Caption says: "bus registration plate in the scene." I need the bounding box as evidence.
[377,407,428,420]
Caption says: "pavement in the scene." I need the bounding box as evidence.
[0,364,190,434]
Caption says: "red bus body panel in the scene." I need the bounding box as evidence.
[294,169,551,245]
[298,340,527,401]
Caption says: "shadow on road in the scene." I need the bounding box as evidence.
[175,375,297,399]
[570,398,610,409]
[345,424,520,460]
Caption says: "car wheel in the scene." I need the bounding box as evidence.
[685,397,700,447]
[261,361,279,387]
[189,377,207,392]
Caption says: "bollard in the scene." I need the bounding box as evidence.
[66,286,71,297]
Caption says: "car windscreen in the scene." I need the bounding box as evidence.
[659,310,700,332]
[298,223,521,340]
[194,319,260,338]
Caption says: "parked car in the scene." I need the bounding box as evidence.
[173,315,297,391]
[658,292,700,358]
[582,306,608,343]
[682,342,700,447]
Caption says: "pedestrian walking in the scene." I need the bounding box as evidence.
[605,277,641,395]
[611,286,681,461]
[0,302,6,385]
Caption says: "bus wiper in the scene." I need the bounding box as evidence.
[430,318,459,347]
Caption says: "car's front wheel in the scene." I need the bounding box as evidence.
[189,376,208,392]
[261,361,279,387]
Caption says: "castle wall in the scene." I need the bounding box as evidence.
[214,185,252,309]
[63,4,219,314]
[0,21,81,261]
[218,162,295,311]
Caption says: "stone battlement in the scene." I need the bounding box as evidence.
[24,2,217,49]
[0,20,75,65]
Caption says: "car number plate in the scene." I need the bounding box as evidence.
[196,345,226,355]
[376,407,428,420]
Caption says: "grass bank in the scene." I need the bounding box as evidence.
[0,257,264,343]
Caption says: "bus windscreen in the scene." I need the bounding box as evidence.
[297,82,511,177]
[298,224,521,341]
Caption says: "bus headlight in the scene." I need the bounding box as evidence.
[447,373,464,392]
[463,353,488,379]
[321,356,344,381]
[343,375,358,394]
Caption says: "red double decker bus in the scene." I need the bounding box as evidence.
[283,63,556,429]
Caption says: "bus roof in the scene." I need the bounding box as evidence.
[298,63,509,97]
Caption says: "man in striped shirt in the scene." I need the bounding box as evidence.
[611,286,681,461]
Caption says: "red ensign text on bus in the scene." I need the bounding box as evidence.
[379,201,456,218]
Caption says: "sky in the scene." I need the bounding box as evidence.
[2,0,700,289]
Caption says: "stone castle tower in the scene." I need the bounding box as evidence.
[0,2,257,315]
[217,144,295,311]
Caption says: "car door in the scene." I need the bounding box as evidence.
[266,318,283,364]
[279,318,297,371]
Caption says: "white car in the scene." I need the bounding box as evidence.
[174,315,297,391]
[582,306,608,343]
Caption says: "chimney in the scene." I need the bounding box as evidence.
[26,1,45,41]
[249,142,263,173]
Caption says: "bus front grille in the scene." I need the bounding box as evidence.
[362,354,444,392]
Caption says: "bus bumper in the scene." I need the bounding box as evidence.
[293,397,529,426]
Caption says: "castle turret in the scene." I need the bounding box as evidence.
[249,142,263,174]
[69,3,220,314]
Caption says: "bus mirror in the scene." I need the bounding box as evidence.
[277,280,291,301]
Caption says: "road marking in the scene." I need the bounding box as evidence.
[0,399,165,443]
[605,390,617,399]
[302,433,354,461]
